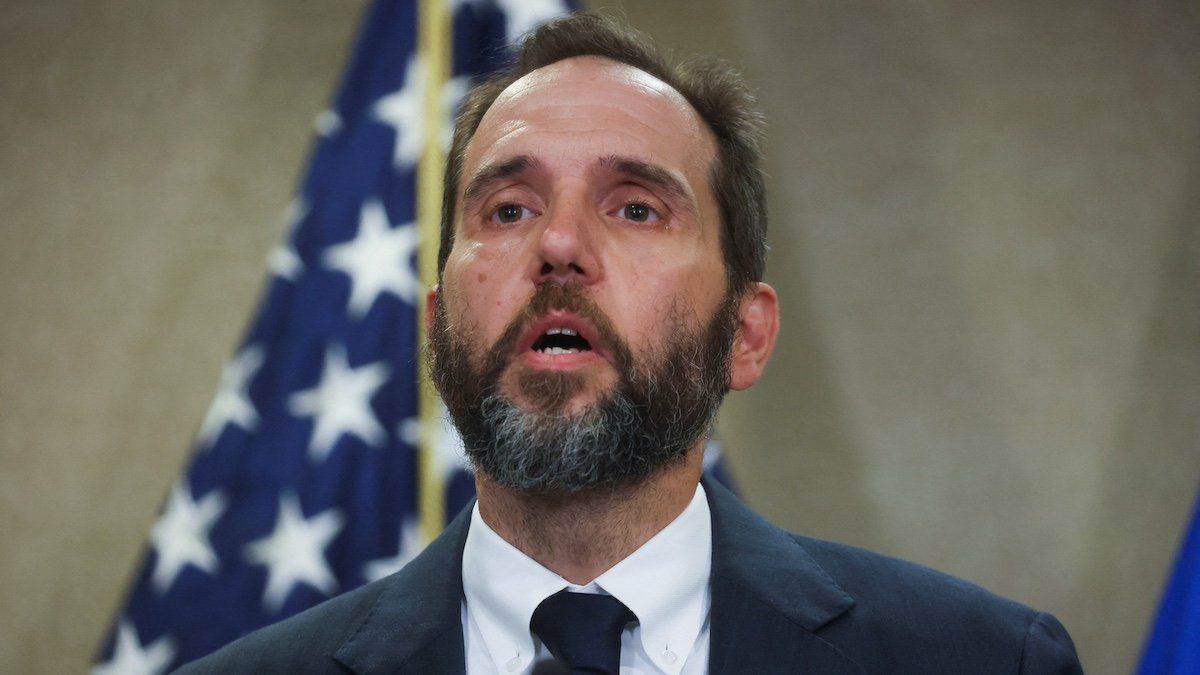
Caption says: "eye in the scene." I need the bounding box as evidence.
[490,203,534,225]
[617,202,659,223]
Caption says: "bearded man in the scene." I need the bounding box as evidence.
[180,13,1083,675]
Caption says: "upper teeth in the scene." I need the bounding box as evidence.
[545,327,577,336]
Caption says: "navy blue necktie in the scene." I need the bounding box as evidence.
[530,590,636,675]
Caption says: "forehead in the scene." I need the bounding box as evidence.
[462,56,715,187]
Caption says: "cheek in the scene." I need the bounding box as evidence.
[444,240,525,338]
[605,266,722,350]
[610,240,725,308]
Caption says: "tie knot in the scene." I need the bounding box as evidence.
[530,590,636,674]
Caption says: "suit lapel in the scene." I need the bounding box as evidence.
[333,506,472,675]
[704,477,863,673]
[330,481,861,673]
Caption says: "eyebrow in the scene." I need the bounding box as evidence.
[598,155,697,214]
[461,154,699,214]
[462,155,541,204]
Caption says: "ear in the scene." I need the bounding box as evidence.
[425,286,439,338]
[729,282,779,391]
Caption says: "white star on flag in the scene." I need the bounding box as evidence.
[91,620,175,675]
[435,410,472,480]
[496,0,570,44]
[197,345,264,449]
[362,517,425,583]
[288,345,390,462]
[244,493,344,613]
[267,198,308,282]
[441,75,470,150]
[398,415,423,447]
[322,199,419,318]
[373,56,427,169]
[398,411,472,482]
[314,108,343,137]
[373,58,472,168]
[148,482,227,594]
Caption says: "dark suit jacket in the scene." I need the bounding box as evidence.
[176,477,1083,673]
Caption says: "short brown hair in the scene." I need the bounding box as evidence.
[439,13,767,294]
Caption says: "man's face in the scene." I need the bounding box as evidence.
[431,56,735,491]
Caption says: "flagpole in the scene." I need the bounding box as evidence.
[417,0,451,542]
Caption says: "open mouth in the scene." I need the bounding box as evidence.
[531,327,593,355]
[516,312,609,367]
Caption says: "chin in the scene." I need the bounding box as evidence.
[547,393,606,419]
[506,367,615,417]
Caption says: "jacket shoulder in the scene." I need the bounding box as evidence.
[799,534,1033,622]
[173,577,389,674]
[795,535,1082,673]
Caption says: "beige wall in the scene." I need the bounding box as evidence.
[0,2,363,670]
[2,1,1197,672]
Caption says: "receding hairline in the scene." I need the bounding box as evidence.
[491,54,695,114]
[455,55,718,208]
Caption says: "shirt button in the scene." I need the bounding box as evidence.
[662,649,678,664]
[506,656,522,672]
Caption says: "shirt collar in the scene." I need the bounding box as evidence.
[594,484,711,673]
[462,505,566,673]
[461,483,712,675]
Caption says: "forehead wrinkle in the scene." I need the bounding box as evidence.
[461,57,720,236]
[463,155,542,204]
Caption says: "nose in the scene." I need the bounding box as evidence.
[533,200,602,285]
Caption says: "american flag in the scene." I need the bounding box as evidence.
[93,2,739,671]
[1139,489,1200,674]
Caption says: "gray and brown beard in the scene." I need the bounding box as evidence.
[429,281,739,494]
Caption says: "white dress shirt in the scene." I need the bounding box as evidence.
[461,484,712,675]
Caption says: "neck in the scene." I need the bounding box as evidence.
[475,447,704,585]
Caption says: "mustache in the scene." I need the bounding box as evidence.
[484,282,634,378]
